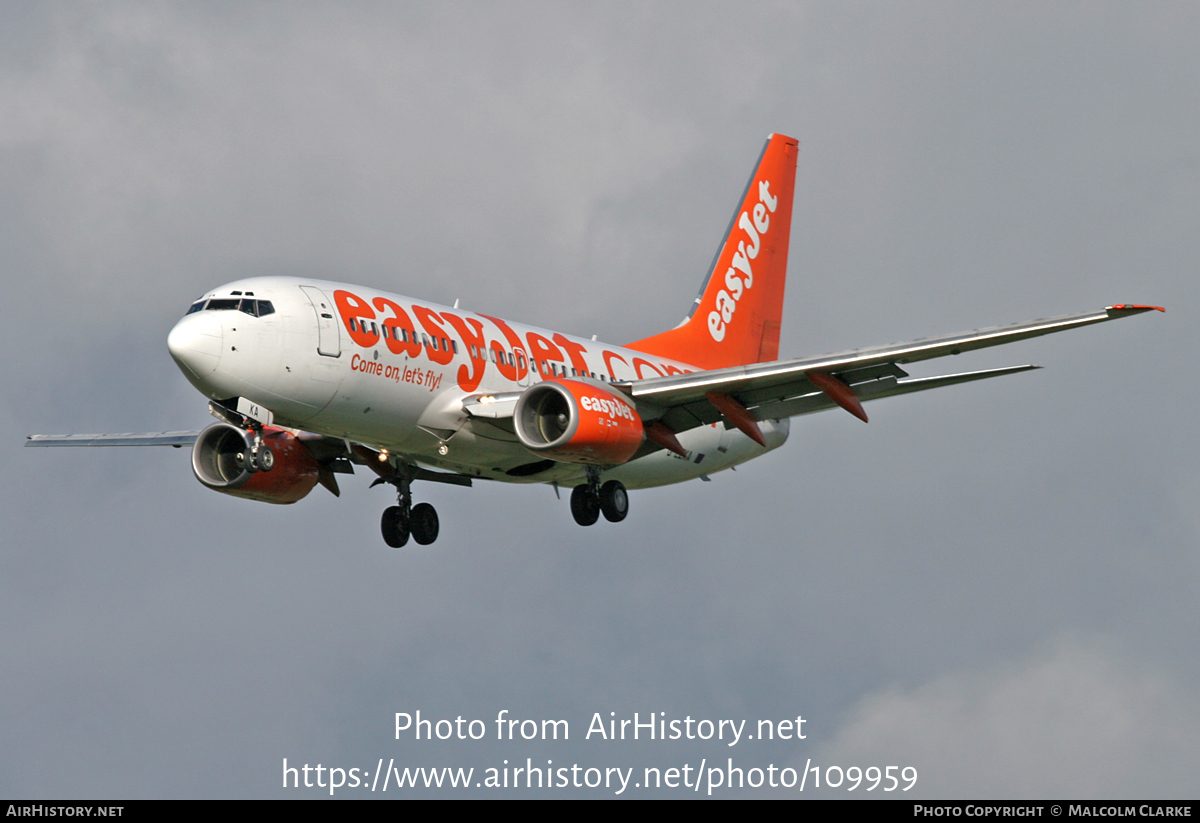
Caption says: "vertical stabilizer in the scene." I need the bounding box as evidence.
[626,133,798,370]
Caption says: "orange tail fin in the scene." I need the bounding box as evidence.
[626,133,798,370]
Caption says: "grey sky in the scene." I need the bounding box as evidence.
[2,2,1196,798]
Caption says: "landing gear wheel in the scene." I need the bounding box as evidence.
[410,502,440,545]
[253,445,275,472]
[238,452,258,474]
[570,485,600,526]
[381,506,409,548]
[599,480,628,522]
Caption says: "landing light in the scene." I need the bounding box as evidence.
[378,449,389,462]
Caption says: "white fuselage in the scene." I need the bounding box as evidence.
[167,277,788,489]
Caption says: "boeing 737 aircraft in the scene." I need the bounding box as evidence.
[27,134,1163,547]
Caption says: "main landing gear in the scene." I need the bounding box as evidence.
[378,472,439,548]
[570,467,629,527]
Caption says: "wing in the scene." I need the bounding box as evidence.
[25,432,201,447]
[616,304,1163,438]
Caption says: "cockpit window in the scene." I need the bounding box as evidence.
[191,297,274,317]
[201,298,276,316]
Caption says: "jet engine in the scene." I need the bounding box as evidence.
[512,379,644,465]
[191,423,320,504]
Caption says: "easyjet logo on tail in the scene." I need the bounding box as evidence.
[708,180,778,342]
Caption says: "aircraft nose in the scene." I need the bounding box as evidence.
[167,313,223,379]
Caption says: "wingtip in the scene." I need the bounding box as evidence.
[1107,304,1165,313]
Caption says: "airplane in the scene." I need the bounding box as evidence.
[26,133,1163,547]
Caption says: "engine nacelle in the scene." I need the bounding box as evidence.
[512,379,645,465]
[191,423,320,504]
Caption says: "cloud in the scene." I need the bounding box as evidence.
[802,635,1200,798]
[2,1,1197,798]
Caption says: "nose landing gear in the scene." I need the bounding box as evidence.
[209,400,277,475]
[235,425,275,473]
[570,468,628,526]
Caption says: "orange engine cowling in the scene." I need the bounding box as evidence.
[191,423,320,504]
[512,379,645,465]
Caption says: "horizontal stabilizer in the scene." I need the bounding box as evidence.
[25,431,200,447]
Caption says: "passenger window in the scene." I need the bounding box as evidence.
[257,300,274,316]
[371,322,378,336]
[450,339,458,354]
[349,318,358,332]
[517,353,526,370]
[421,334,430,347]
[489,348,497,363]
